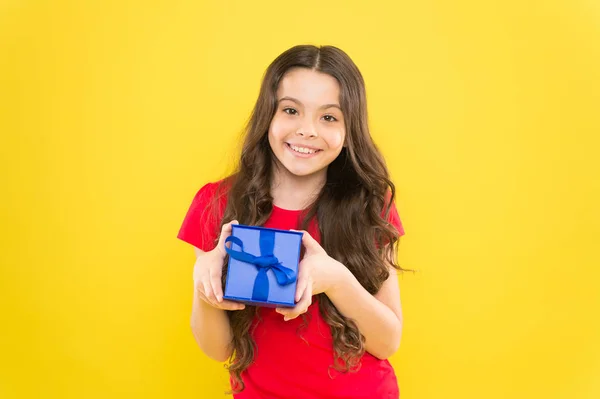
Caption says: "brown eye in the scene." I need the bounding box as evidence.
[283,108,298,115]
[323,114,338,122]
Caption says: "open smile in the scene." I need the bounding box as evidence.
[285,143,322,158]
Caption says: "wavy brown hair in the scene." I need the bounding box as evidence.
[209,45,408,393]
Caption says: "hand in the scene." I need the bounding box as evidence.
[193,220,246,311]
[276,230,346,321]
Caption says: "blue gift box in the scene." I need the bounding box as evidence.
[223,224,303,308]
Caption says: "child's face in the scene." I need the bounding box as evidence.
[268,67,346,179]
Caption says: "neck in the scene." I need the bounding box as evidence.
[271,164,326,211]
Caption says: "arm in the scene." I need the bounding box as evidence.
[326,258,403,360]
[276,231,403,360]
[189,221,244,362]
[190,247,233,362]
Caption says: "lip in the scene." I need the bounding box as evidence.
[285,142,322,158]
[286,142,322,151]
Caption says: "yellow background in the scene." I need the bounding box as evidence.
[1,0,599,398]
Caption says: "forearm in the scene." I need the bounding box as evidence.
[326,263,403,359]
[190,290,233,362]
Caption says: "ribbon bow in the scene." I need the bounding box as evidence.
[225,229,296,302]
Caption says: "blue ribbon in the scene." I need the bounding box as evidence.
[225,229,296,302]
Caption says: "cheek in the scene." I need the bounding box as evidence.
[324,128,345,149]
[269,115,295,141]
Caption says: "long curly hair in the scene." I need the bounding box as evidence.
[210,44,407,393]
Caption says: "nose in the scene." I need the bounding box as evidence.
[296,117,318,138]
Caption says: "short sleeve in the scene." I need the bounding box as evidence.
[177,182,225,252]
[387,200,406,237]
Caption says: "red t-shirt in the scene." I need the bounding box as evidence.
[178,181,405,399]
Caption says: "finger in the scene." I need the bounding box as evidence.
[285,292,312,321]
[275,305,294,318]
[197,284,244,310]
[195,283,207,300]
[216,300,245,311]
[216,220,239,256]
[278,280,312,321]
[294,271,309,303]
[275,301,296,317]
[199,293,244,311]
[202,280,219,307]
[295,230,321,253]
[209,267,224,303]
[194,277,205,295]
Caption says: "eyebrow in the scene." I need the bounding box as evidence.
[278,96,342,111]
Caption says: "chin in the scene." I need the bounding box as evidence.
[286,168,318,177]
[280,162,322,178]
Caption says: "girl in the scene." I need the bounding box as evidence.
[178,45,408,398]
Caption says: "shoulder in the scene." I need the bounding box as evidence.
[177,178,232,251]
[190,178,231,207]
[193,179,226,198]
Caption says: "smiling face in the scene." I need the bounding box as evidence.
[268,67,346,179]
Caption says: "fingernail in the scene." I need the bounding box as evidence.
[217,295,222,302]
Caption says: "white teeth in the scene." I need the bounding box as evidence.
[290,144,317,154]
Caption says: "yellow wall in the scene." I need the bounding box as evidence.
[1,1,598,398]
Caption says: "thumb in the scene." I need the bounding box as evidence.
[293,229,321,253]
[216,220,239,256]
